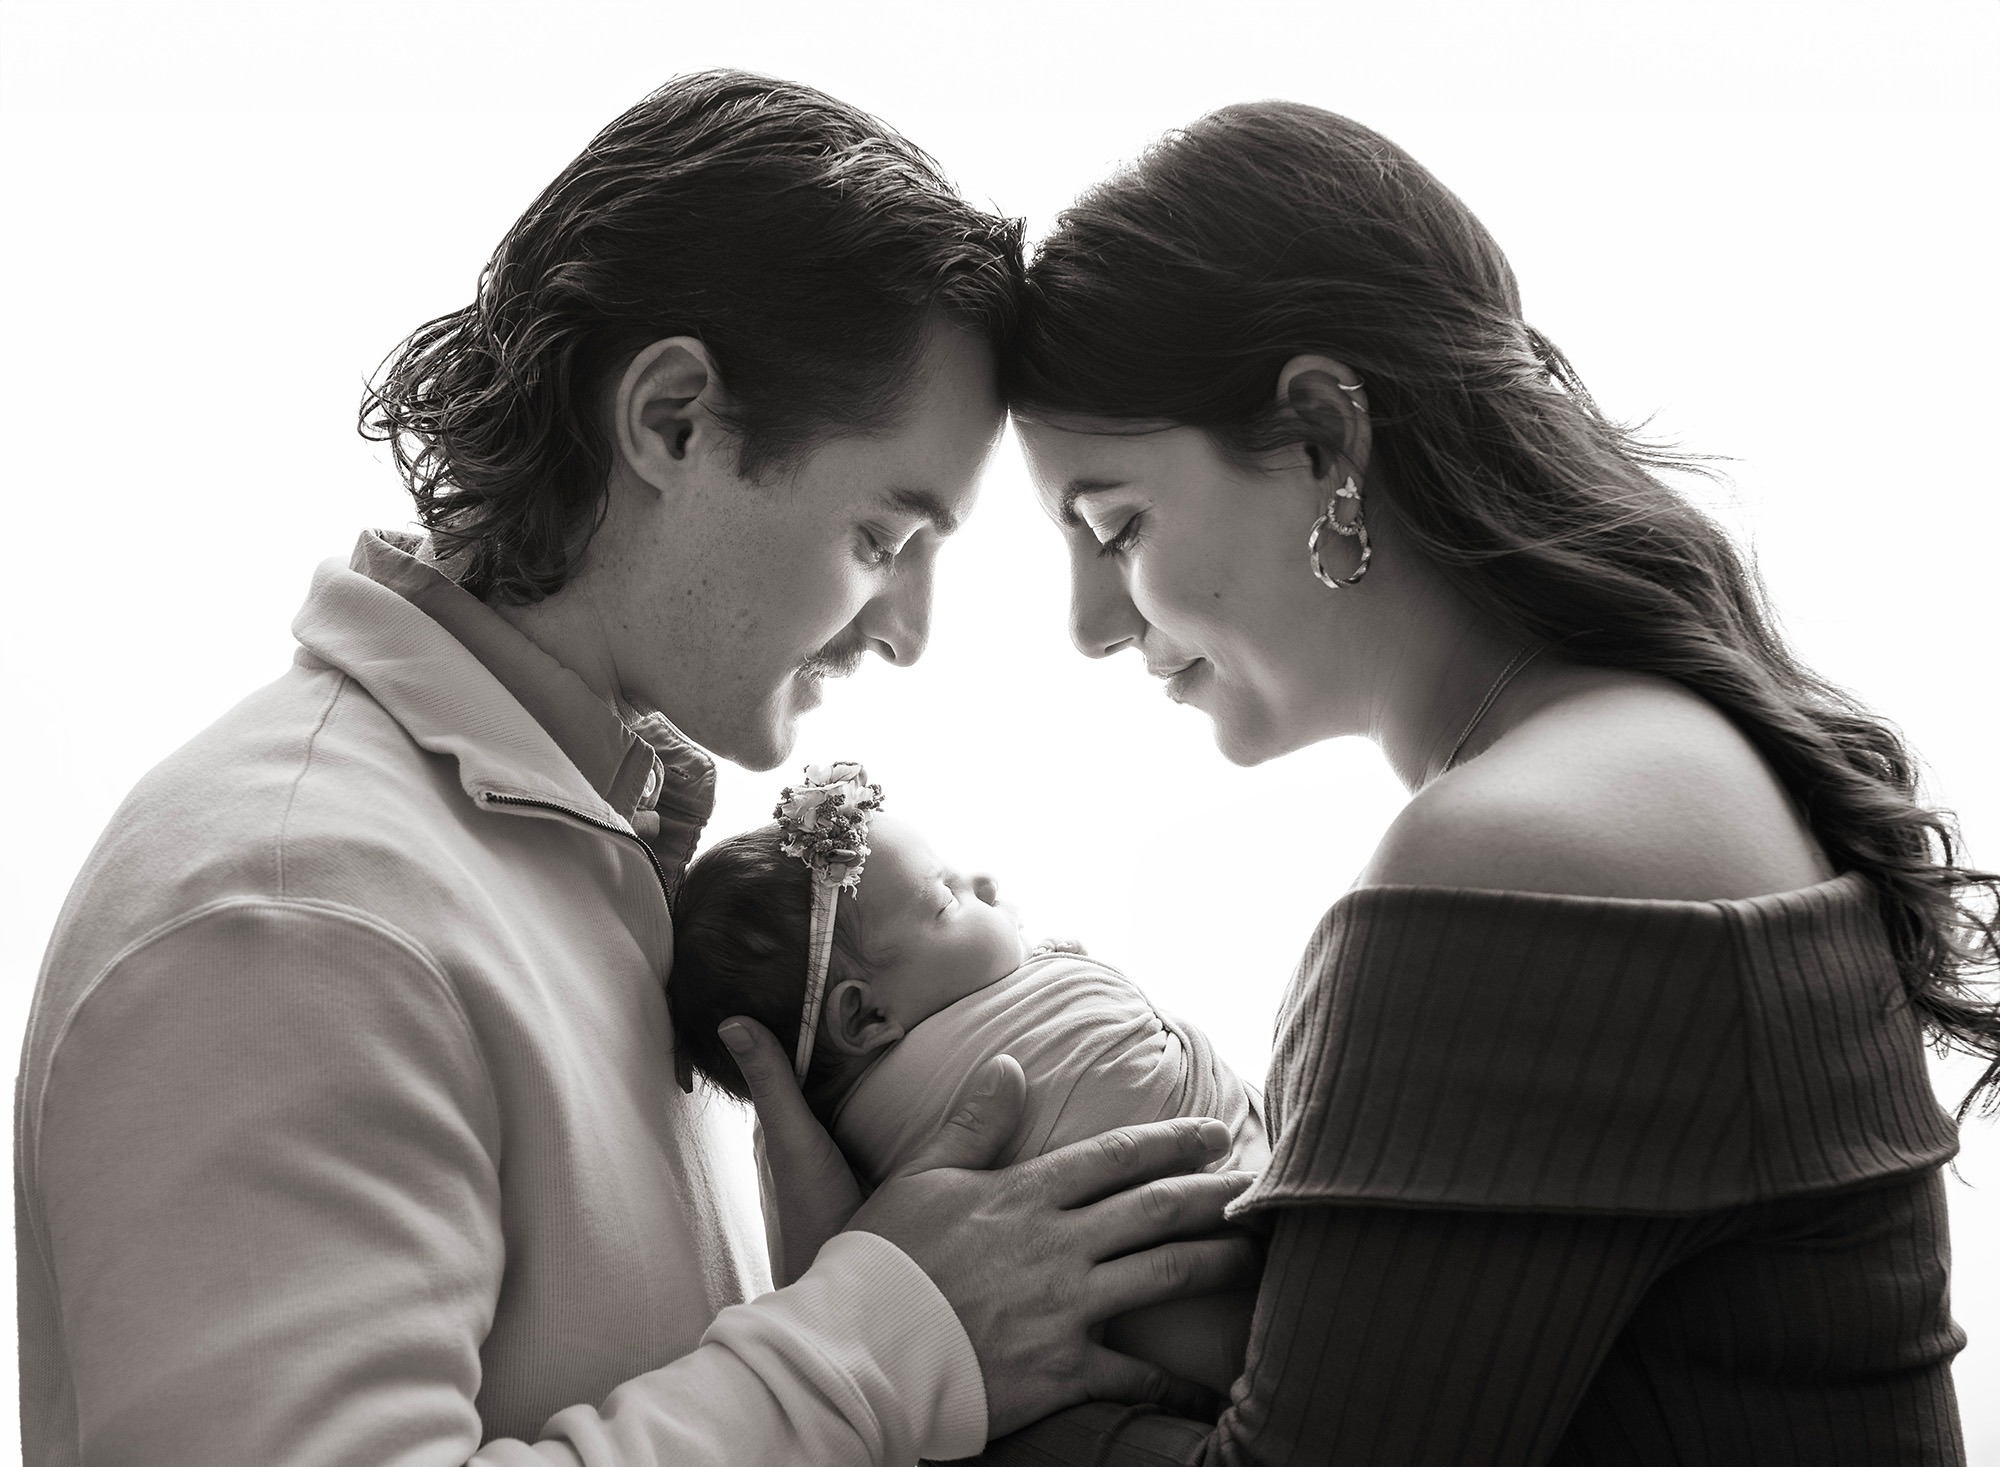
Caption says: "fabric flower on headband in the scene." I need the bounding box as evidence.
[775,761,884,893]
[775,761,885,1082]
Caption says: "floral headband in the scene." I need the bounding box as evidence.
[774,761,884,1081]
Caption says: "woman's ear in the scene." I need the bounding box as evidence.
[613,336,726,494]
[1276,354,1371,485]
[821,977,906,1058]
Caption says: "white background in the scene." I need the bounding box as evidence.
[3,0,1995,1458]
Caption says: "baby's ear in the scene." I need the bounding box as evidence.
[823,978,905,1057]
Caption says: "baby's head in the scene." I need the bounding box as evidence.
[669,813,1026,1108]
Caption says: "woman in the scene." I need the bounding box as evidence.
[989,102,2000,1462]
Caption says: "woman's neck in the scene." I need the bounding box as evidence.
[1365,590,1537,792]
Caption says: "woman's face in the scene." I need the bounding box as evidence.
[1016,420,1348,765]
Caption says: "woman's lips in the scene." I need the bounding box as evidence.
[1161,660,1206,703]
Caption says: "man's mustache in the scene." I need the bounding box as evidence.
[797,643,866,680]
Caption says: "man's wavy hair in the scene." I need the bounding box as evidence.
[361,70,1024,605]
[1005,101,2000,1116]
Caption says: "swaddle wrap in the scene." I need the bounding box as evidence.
[831,951,1268,1187]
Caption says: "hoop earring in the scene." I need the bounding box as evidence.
[1308,475,1371,589]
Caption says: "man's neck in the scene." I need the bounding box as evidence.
[489,585,636,728]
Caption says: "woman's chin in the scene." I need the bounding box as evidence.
[1203,700,1326,768]
[1207,713,1285,768]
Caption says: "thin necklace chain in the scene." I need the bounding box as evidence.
[1442,644,1546,774]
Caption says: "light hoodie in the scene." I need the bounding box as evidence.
[15,531,987,1466]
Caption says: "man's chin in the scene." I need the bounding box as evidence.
[719,716,795,773]
[713,682,820,773]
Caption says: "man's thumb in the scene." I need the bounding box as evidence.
[897,1054,1027,1175]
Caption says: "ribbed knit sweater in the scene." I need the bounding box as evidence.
[980,877,1966,1464]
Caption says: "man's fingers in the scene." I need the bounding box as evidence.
[1084,1234,1264,1323]
[721,1016,861,1284]
[1073,1167,1256,1260]
[721,1015,845,1185]
[1022,1117,1235,1208]
[719,1016,808,1116]
[1081,1342,1225,1423]
[893,1055,1028,1177]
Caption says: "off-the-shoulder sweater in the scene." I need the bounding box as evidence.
[979,874,1967,1465]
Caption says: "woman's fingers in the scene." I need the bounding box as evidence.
[721,1016,863,1284]
[1081,1342,1225,1423]
[891,1055,1028,1177]
[1082,1233,1266,1324]
[1020,1116,1235,1208]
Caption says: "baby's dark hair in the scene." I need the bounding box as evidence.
[668,824,877,1104]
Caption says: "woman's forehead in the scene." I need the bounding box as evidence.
[1016,420,1211,493]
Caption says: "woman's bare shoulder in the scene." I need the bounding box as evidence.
[1361,674,1835,902]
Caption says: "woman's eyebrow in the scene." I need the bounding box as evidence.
[1058,479,1128,528]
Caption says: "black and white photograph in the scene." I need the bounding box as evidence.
[5,2,1996,1461]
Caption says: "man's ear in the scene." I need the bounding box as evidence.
[821,977,905,1058]
[613,336,726,493]
[1276,353,1371,485]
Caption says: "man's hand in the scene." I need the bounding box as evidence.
[722,1015,1037,1285]
[725,1014,1262,1437]
[852,1093,1260,1437]
[721,1017,866,1286]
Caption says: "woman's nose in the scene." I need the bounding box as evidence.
[1069,552,1143,660]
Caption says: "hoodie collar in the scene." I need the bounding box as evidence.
[293,530,715,880]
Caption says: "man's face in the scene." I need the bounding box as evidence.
[611,323,1005,769]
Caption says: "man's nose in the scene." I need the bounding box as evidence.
[1069,552,1142,660]
[858,556,934,667]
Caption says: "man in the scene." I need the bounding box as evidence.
[16,72,1254,1465]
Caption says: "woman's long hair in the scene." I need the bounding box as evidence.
[1004,101,2000,1115]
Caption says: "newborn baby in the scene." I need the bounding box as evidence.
[668,766,1266,1396]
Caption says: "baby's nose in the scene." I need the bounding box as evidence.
[970,873,1000,906]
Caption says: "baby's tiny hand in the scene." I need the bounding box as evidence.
[1032,937,1087,957]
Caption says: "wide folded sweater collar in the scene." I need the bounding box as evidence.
[292,529,715,878]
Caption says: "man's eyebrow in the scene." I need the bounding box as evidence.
[1057,479,1127,528]
[883,487,961,537]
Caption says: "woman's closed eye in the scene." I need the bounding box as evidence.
[1090,512,1143,558]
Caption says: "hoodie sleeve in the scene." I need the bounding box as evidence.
[23,898,984,1467]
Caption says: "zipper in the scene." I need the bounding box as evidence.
[480,791,673,904]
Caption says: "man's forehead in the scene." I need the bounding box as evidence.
[878,486,963,537]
